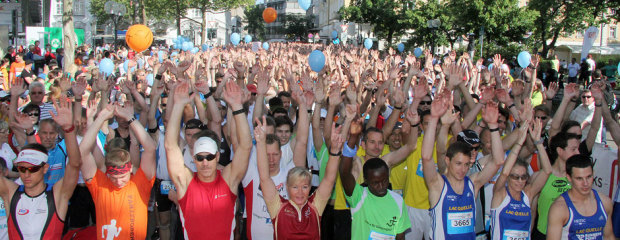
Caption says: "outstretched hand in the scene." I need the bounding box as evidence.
[51,95,74,129]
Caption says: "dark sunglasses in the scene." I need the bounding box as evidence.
[28,112,40,117]
[195,154,216,162]
[509,174,529,181]
[420,101,432,105]
[581,95,592,99]
[535,116,548,120]
[17,164,45,173]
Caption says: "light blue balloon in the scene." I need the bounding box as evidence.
[331,30,338,39]
[146,73,154,86]
[364,38,373,49]
[231,33,241,46]
[182,42,191,51]
[308,50,326,72]
[191,47,199,54]
[202,44,209,51]
[333,39,340,45]
[158,50,164,63]
[617,62,620,74]
[244,35,252,43]
[488,63,494,70]
[517,51,531,69]
[414,48,422,57]
[170,51,178,57]
[123,60,136,73]
[397,43,405,53]
[99,58,114,76]
[262,42,269,50]
[177,36,183,42]
[298,0,311,11]
[137,58,145,68]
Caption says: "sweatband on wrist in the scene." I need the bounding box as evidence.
[342,142,358,158]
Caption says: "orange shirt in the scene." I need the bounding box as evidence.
[86,168,154,240]
[9,62,25,79]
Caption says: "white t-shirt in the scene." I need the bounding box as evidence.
[568,63,580,77]
[586,58,596,71]
[0,143,16,172]
[242,146,295,239]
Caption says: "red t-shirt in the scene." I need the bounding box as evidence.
[273,194,321,240]
[178,171,237,240]
[86,168,154,240]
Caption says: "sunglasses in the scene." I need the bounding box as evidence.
[28,112,40,117]
[535,116,548,120]
[509,174,529,181]
[17,164,45,173]
[581,95,592,99]
[195,154,216,162]
[420,101,432,105]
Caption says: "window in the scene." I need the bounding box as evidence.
[56,0,62,15]
[610,27,617,39]
[74,0,84,15]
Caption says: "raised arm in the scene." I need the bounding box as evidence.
[525,119,552,198]
[51,96,82,213]
[291,85,312,168]
[221,81,253,192]
[493,122,528,195]
[472,102,504,192]
[114,101,157,179]
[315,123,345,213]
[254,117,280,218]
[586,82,605,152]
[382,90,405,141]
[79,105,115,180]
[422,92,450,193]
[164,82,195,198]
[549,83,579,137]
[324,84,342,148]
[383,106,420,168]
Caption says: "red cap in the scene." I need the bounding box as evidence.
[246,84,257,93]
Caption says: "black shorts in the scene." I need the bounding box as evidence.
[154,179,174,212]
[66,185,96,228]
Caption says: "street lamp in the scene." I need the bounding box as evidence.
[427,18,440,54]
[104,1,126,48]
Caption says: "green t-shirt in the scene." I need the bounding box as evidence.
[345,184,411,240]
[537,173,571,234]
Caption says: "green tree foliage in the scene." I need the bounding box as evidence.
[280,14,315,41]
[528,0,619,56]
[403,0,458,50]
[339,0,409,45]
[188,0,252,43]
[244,5,266,41]
[90,0,177,25]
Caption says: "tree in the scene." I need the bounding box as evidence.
[449,0,538,51]
[90,0,176,26]
[188,0,253,44]
[63,0,77,74]
[339,0,410,45]
[280,14,315,41]
[403,0,459,51]
[528,0,619,56]
[244,5,266,41]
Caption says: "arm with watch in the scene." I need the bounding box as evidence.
[339,116,362,197]
[114,100,157,179]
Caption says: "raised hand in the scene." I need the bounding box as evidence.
[413,82,429,100]
[193,80,210,94]
[98,104,116,120]
[479,87,496,104]
[345,84,357,104]
[11,112,34,130]
[121,80,136,95]
[328,84,343,107]
[392,90,405,108]
[222,80,244,107]
[253,116,267,143]
[406,106,421,125]
[511,80,525,97]
[440,106,458,126]
[345,104,358,119]
[495,88,512,105]
[10,77,27,97]
[563,83,579,100]
[256,71,269,96]
[314,80,326,105]
[529,118,543,142]
[51,95,73,129]
[430,92,449,118]
[114,100,135,122]
[330,123,345,152]
[516,120,530,144]
[349,118,363,135]
[482,102,499,125]
[519,99,533,123]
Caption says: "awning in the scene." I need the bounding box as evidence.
[556,45,620,55]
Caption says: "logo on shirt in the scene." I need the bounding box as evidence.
[387,216,397,227]
[215,194,228,199]
[17,209,29,215]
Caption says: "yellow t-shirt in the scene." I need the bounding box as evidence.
[531,91,543,107]
[403,135,448,210]
[333,145,390,210]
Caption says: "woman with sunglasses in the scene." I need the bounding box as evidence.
[490,119,552,240]
[0,96,80,239]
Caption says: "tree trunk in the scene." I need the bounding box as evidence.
[140,0,146,25]
[176,0,181,35]
[62,0,77,75]
[201,8,207,44]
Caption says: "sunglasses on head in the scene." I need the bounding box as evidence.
[420,101,432,105]
[195,154,216,162]
[17,164,45,173]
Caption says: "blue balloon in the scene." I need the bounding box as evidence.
[414,48,422,57]
[182,42,191,51]
[517,51,531,69]
[231,33,241,46]
[244,35,252,43]
[191,47,199,54]
[298,0,311,11]
[488,63,494,70]
[170,51,178,57]
[308,50,326,72]
[99,58,114,76]
[262,42,269,50]
[397,43,405,53]
[123,60,136,73]
[146,73,154,86]
[158,50,164,63]
[176,36,183,42]
[331,30,338,39]
[333,39,340,45]
[364,38,373,50]
[617,62,620,75]
[202,44,209,51]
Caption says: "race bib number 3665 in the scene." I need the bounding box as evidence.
[447,211,473,234]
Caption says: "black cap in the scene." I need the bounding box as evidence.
[24,59,33,65]
[456,129,480,146]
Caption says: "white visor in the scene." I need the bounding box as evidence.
[194,137,218,155]
[15,149,48,165]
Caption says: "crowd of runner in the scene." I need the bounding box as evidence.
[0,41,619,240]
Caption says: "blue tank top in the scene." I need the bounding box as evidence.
[490,186,531,240]
[561,189,607,240]
[430,175,476,240]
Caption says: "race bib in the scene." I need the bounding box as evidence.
[502,229,528,240]
[416,158,424,177]
[447,211,474,234]
[0,201,5,217]
[160,180,175,195]
[369,230,395,240]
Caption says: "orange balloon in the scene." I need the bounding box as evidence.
[125,24,153,53]
[263,7,277,23]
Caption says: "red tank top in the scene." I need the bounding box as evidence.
[273,194,321,240]
[178,171,237,240]
[8,185,64,240]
